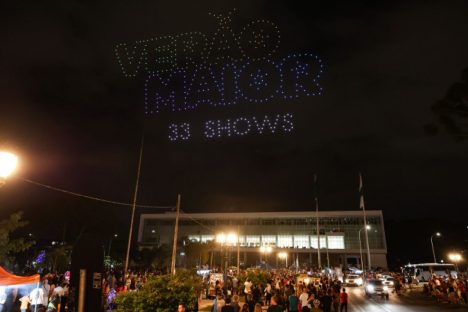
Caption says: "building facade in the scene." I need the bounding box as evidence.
[137,210,388,269]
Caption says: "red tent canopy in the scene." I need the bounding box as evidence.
[0,266,40,286]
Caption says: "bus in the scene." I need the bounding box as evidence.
[402,263,457,282]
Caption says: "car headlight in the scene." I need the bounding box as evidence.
[367,285,374,292]
[356,278,362,285]
[383,286,389,291]
[389,281,394,285]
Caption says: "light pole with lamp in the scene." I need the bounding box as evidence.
[358,225,371,271]
[259,245,272,267]
[0,151,18,187]
[107,234,118,257]
[278,252,288,268]
[430,232,441,263]
[448,253,462,273]
[216,232,238,291]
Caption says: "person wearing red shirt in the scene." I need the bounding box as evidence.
[340,288,348,312]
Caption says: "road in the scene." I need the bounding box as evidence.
[200,286,466,311]
[346,286,466,312]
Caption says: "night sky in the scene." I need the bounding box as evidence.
[0,0,467,267]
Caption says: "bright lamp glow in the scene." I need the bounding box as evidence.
[0,152,18,179]
[216,233,226,244]
[227,232,237,244]
[448,253,462,262]
[278,252,287,259]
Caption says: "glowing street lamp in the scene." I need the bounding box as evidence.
[278,252,288,268]
[358,225,371,270]
[448,253,462,272]
[430,232,441,263]
[0,151,18,185]
[216,232,238,289]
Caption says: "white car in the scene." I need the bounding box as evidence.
[345,274,363,286]
[381,276,395,288]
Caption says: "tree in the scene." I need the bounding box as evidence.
[183,239,211,268]
[0,211,34,268]
[426,67,468,140]
[237,268,270,292]
[114,269,203,312]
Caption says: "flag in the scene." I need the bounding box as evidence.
[314,174,318,201]
[359,172,365,210]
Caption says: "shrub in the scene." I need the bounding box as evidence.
[114,269,202,312]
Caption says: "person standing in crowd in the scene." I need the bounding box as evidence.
[178,303,186,312]
[47,293,60,312]
[19,293,30,312]
[231,295,240,312]
[0,286,6,312]
[265,282,272,306]
[267,295,283,312]
[244,279,252,299]
[216,294,226,312]
[311,299,322,312]
[241,302,249,312]
[42,278,50,309]
[287,289,299,312]
[320,289,332,312]
[299,287,311,310]
[246,294,255,312]
[339,288,348,312]
[29,285,45,312]
[221,297,235,312]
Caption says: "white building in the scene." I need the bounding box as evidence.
[137,210,387,269]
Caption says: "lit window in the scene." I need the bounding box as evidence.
[293,235,309,248]
[277,235,293,248]
[262,235,276,245]
[201,235,215,243]
[310,236,327,249]
[327,236,345,249]
[246,235,261,247]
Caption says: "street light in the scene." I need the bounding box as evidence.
[259,245,272,265]
[278,252,288,268]
[0,151,18,186]
[108,233,118,257]
[448,253,462,272]
[216,232,238,291]
[430,232,441,263]
[358,225,371,270]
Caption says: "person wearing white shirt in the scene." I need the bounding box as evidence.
[0,286,6,312]
[29,286,45,311]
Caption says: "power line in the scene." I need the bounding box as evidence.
[20,177,174,210]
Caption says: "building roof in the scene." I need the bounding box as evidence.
[140,210,383,220]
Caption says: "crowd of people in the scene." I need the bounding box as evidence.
[0,272,70,312]
[210,269,349,312]
[425,273,467,304]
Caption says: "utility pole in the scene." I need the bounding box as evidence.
[314,174,321,269]
[359,172,372,272]
[124,135,144,274]
[171,194,181,275]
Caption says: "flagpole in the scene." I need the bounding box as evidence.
[171,194,181,275]
[124,134,144,274]
[359,172,372,272]
[314,174,321,269]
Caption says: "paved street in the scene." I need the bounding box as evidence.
[346,286,465,312]
[200,287,467,312]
